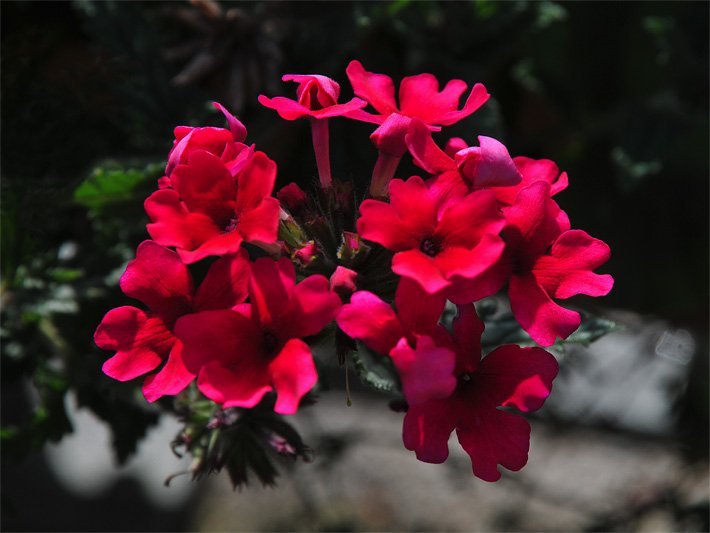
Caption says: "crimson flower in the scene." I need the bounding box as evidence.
[346,60,490,197]
[94,241,250,401]
[406,118,521,196]
[165,102,248,177]
[501,181,614,346]
[258,74,366,120]
[259,74,366,188]
[402,304,559,481]
[346,60,489,129]
[174,257,341,415]
[336,279,455,405]
[145,148,280,264]
[357,176,505,294]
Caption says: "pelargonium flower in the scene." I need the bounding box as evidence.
[337,279,455,405]
[406,118,521,197]
[145,149,280,264]
[402,304,559,481]
[357,175,505,294]
[259,74,366,189]
[94,241,250,402]
[174,257,342,415]
[501,181,614,346]
[345,60,490,197]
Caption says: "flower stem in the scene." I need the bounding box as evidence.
[369,151,402,199]
[310,117,332,189]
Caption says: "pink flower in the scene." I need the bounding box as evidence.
[357,176,505,294]
[165,102,248,177]
[258,74,366,121]
[406,118,521,194]
[259,74,367,189]
[174,257,342,415]
[495,156,570,206]
[502,181,614,346]
[329,266,358,299]
[145,149,280,264]
[402,305,559,481]
[346,61,490,197]
[94,241,251,402]
[345,60,490,129]
[337,279,456,405]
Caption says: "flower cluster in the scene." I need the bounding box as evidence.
[96,62,613,483]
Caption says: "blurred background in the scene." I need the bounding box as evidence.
[2,1,708,531]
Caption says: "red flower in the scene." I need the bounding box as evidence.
[357,176,505,294]
[94,241,250,402]
[258,74,366,120]
[174,258,341,415]
[502,181,614,346]
[346,60,490,197]
[402,305,559,481]
[259,74,366,189]
[145,149,280,264]
[346,60,489,129]
[337,279,456,405]
[406,118,521,194]
[165,102,248,177]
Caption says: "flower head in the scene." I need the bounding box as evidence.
[402,305,559,481]
[145,149,280,264]
[357,176,505,294]
[94,241,250,401]
[175,257,341,415]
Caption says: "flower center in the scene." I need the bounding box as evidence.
[419,237,441,257]
[262,331,280,357]
[224,216,238,233]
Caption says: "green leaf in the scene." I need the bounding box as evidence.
[563,314,621,346]
[352,341,401,394]
[73,162,162,213]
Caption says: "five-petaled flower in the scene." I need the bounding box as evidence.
[402,305,559,481]
[94,241,251,402]
[357,175,505,294]
[174,257,341,415]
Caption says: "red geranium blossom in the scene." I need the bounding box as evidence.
[501,181,614,346]
[94,241,250,401]
[174,257,341,415]
[357,176,505,294]
[402,304,559,481]
[145,149,280,264]
[337,279,455,405]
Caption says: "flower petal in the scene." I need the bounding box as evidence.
[509,273,581,347]
[533,229,614,299]
[141,341,195,402]
[119,241,193,324]
[390,336,456,405]
[197,360,272,409]
[346,60,398,116]
[406,118,456,175]
[392,249,450,294]
[394,277,446,337]
[96,307,172,381]
[248,257,297,329]
[269,338,318,415]
[336,291,403,355]
[280,274,341,339]
[193,249,251,311]
[474,345,558,412]
[402,399,457,463]
[455,405,530,482]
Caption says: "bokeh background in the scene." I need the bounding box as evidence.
[2,1,708,531]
